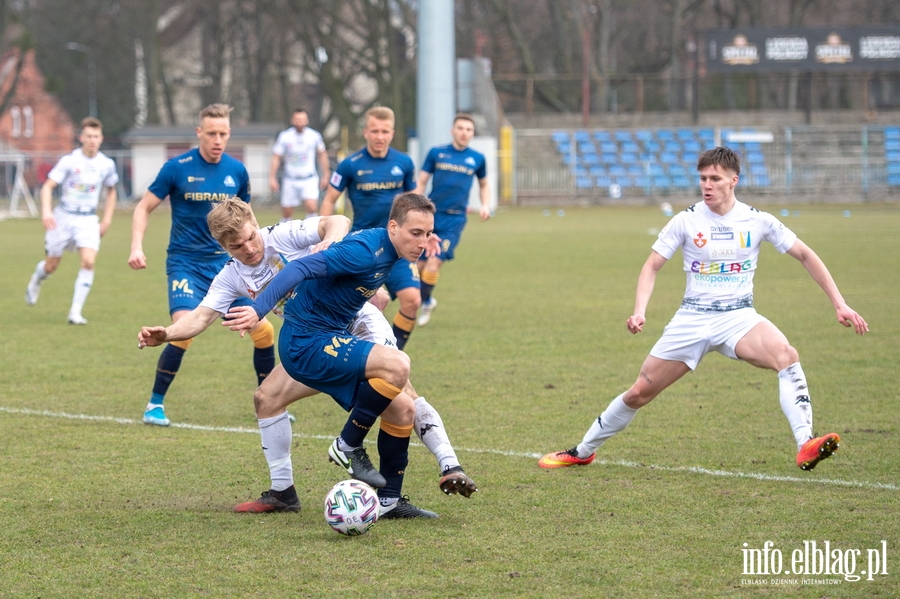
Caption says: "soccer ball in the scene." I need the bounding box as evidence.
[324,479,380,536]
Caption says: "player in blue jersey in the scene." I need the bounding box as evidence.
[225,193,442,519]
[413,113,490,327]
[128,104,275,428]
[320,106,422,350]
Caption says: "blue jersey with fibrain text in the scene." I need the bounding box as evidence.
[282,228,400,332]
[421,144,486,214]
[148,148,250,259]
[329,147,415,231]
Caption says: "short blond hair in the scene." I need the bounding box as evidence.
[199,103,233,123]
[207,197,257,246]
[365,106,395,127]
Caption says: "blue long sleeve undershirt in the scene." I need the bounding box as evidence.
[251,252,329,319]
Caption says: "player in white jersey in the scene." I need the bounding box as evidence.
[25,117,119,324]
[540,147,868,472]
[137,198,476,513]
[268,108,330,221]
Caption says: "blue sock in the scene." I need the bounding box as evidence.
[253,345,275,386]
[340,380,393,448]
[152,344,186,399]
[376,428,409,500]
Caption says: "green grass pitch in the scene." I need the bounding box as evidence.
[1,202,897,597]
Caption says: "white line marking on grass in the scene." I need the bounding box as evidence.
[3,406,897,492]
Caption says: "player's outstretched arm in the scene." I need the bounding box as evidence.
[129,191,164,270]
[626,251,668,335]
[786,239,869,336]
[138,307,220,348]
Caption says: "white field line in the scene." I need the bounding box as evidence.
[3,405,898,492]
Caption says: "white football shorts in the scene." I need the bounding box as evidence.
[649,307,768,370]
[348,301,397,348]
[44,208,100,256]
[280,176,320,208]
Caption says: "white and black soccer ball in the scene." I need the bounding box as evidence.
[324,479,380,536]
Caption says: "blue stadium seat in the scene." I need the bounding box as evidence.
[600,141,618,154]
[643,140,661,154]
[676,128,696,141]
[657,129,675,141]
[595,175,613,187]
[573,166,589,177]
[886,163,900,175]
[576,176,594,189]
[615,175,634,187]
[749,164,768,176]
[668,164,688,176]
[659,152,679,164]
[627,164,644,176]
[746,151,766,164]
[581,153,600,165]
[589,165,606,176]
[561,154,577,166]
[552,131,570,144]
[887,149,900,162]
[608,164,627,176]
[647,163,666,176]
[574,130,591,143]
[635,129,653,142]
[673,175,693,188]
[885,140,900,152]
[615,130,633,142]
[681,152,699,165]
[753,175,772,187]
[579,141,597,154]
[593,130,612,142]
[619,152,639,164]
[682,140,702,153]
[653,175,672,189]
[884,127,900,141]
[601,152,619,164]
[888,173,900,186]
[621,141,640,154]
[634,175,651,188]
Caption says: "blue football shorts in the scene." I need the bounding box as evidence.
[166,255,252,315]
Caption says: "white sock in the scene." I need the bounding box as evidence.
[778,362,813,449]
[379,496,398,507]
[414,397,460,473]
[259,412,294,491]
[577,393,639,457]
[70,268,94,315]
[34,260,49,281]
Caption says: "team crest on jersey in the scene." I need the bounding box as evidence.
[390,166,403,176]
[330,172,342,186]
[223,176,236,187]
[465,157,476,166]
[693,232,707,248]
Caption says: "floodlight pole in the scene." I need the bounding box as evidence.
[66,42,97,118]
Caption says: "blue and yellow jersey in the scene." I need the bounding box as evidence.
[329,147,415,230]
[271,228,400,332]
[149,148,250,259]
[421,144,486,214]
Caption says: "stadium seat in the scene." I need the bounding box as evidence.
[634,129,653,142]
[659,152,679,165]
[627,164,644,176]
[682,140,702,153]
[589,165,606,177]
[608,164,627,176]
[886,162,900,175]
[673,175,693,188]
[551,131,570,144]
[753,174,772,187]
[579,141,597,154]
[581,153,600,165]
[576,176,594,189]
[886,149,900,162]
[615,130,633,142]
[621,141,640,154]
[749,164,768,176]
[573,166,589,177]
[600,141,618,154]
[885,140,900,152]
[681,151,699,165]
[643,140,661,154]
[747,151,766,164]
[593,130,612,142]
[653,175,672,189]
[647,163,666,176]
[601,152,619,164]
[887,173,900,186]
[615,175,634,187]
[595,175,613,187]
[657,129,675,141]
[668,164,688,176]
[619,152,639,164]
[676,128,696,141]
[884,127,900,141]
[663,141,682,154]
[574,130,591,143]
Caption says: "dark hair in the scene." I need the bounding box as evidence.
[453,113,475,127]
[292,108,308,116]
[80,117,103,132]
[389,192,435,225]
[697,146,741,175]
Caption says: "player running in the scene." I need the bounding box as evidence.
[25,117,118,324]
[540,147,868,473]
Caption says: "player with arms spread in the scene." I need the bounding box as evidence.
[540,147,868,472]
[413,113,491,326]
[225,193,448,518]
[320,107,421,350]
[128,103,273,428]
[25,117,118,325]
